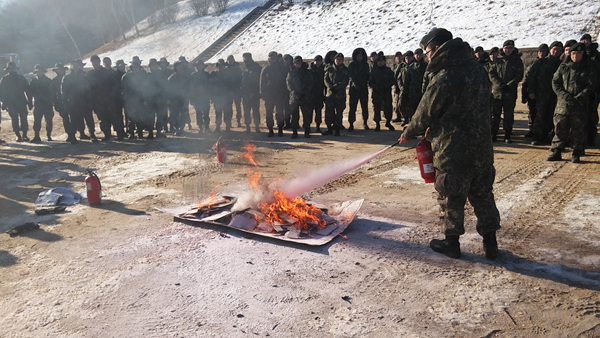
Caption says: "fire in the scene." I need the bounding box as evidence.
[196,184,229,209]
[258,189,326,231]
[242,143,259,167]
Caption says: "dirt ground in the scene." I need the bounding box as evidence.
[1,100,600,337]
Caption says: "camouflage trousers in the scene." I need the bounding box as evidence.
[551,110,587,154]
[531,95,556,141]
[434,166,501,237]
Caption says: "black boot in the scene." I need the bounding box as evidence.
[304,128,311,138]
[31,132,41,143]
[334,128,341,136]
[430,235,461,259]
[291,129,298,139]
[278,127,283,137]
[385,121,395,131]
[504,132,512,144]
[268,128,274,137]
[571,151,581,163]
[348,123,354,132]
[374,123,380,132]
[546,150,561,161]
[482,233,498,260]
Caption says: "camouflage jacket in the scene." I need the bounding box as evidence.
[241,60,262,99]
[226,62,243,97]
[552,58,598,115]
[286,62,313,105]
[188,70,211,106]
[61,70,90,108]
[29,73,53,107]
[324,63,349,99]
[86,66,114,104]
[260,62,287,101]
[0,72,31,107]
[489,51,523,99]
[51,75,65,112]
[309,62,325,101]
[369,64,395,97]
[402,38,494,172]
[526,55,562,100]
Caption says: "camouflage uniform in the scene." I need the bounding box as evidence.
[369,59,395,127]
[489,47,524,140]
[51,66,72,139]
[87,64,122,139]
[323,59,349,134]
[260,57,288,134]
[286,60,313,136]
[122,68,152,137]
[550,55,599,156]
[189,65,211,132]
[148,62,169,136]
[166,69,189,135]
[401,38,500,237]
[211,64,234,131]
[309,60,325,130]
[401,58,428,124]
[61,67,96,139]
[528,54,562,143]
[29,70,54,140]
[584,43,600,145]
[241,57,262,131]
[0,69,32,139]
[226,60,243,126]
[347,48,370,129]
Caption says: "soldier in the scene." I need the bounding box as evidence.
[368,51,378,71]
[29,65,54,143]
[309,55,325,133]
[166,61,190,136]
[391,51,404,123]
[286,55,313,138]
[529,41,563,145]
[489,40,524,143]
[148,58,168,138]
[51,63,73,143]
[580,33,600,146]
[547,43,598,163]
[113,59,127,138]
[158,58,173,133]
[260,51,287,137]
[397,50,416,126]
[369,55,395,131]
[522,44,550,137]
[282,54,294,129]
[226,55,243,128]
[399,28,501,260]
[241,52,262,132]
[178,56,193,130]
[87,55,120,141]
[403,48,428,126]
[347,47,370,131]
[561,40,577,63]
[211,59,234,132]
[122,59,152,139]
[0,62,32,142]
[474,46,489,66]
[189,60,211,133]
[62,59,97,142]
[323,53,349,136]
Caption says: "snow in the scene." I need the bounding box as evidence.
[94,0,600,65]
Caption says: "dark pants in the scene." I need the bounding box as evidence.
[491,95,517,136]
[7,104,29,135]
[33,104,54,135]
[169,100,186,132]
[264,98,285,130]
[312,97,324,127]
[372,92,393,123]
[57,110,73,137]
[243,95,260,129]
[551,111,587,154]
[587,98,599,145]
[526,99,537,131]
[214,98,233,129]
[192,101,210,131]
[348,86,369,125]
[233,94,242,124]
[532,96,556,142]
[68,103,95,136]
[325,95,345,130]
[435,166,501,237]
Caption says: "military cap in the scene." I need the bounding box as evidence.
[314,55,323,61]
[489,47,499,54]
[580,33,592,42]
[376,55,386,62]
[335,53,344,59]
[130,59,142,67]
[148,58,159,66]
[537,43,549,52]
[90,55,100,62]
[159,57,169,65]
[503,40,515,47]
[268,51,278,58]
[194,59,206,68]
[53,62,67,71]
[370,51,378,57]
[242,52,252,59]
[103,57,112,62]
[227,55,235,61]
[549,41,563,49]
[404,50,414,57]
[414,48,424,54]
[132,56,142,62]
[115,59,126,66]
[420,27,453,50]
[71,59,86,66]
[33,64,44,72]
[474,46,484,53]
[570,42,585,53]
[283,54,293,62]
[377,51,385,57]
[178,56,188,63]
[293,55,303,63]
[564,39,577,48]
[394,51,403,57]
[216,59,226,67]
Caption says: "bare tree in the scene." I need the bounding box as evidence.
[158,0,179,24]
[190,0,211,17]
[52,0,81,58]
[110,0,127,41]
[127,0,140,38]
[214,0,229,15]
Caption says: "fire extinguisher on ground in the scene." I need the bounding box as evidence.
[213,137,226,163]
[85,170,102,205]
[415,137,435,183]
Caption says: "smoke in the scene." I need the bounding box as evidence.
[231,143,396,211]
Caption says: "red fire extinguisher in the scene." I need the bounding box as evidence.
[213,137,226,163]
[85,170,102,205]
[415,138,435,183]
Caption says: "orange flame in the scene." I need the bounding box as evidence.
[242,143,259,167]
[258,189,326,231]
[196,184,229,209]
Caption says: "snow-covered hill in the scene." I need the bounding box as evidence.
[99,0,599,64]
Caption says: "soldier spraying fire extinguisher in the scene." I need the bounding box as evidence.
[399,28,501,260]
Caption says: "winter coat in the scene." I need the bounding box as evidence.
[324,63,349,99]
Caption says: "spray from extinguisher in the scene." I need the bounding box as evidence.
[213,137,226,163]
[415,137,435,183]
[85,169,102,205]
